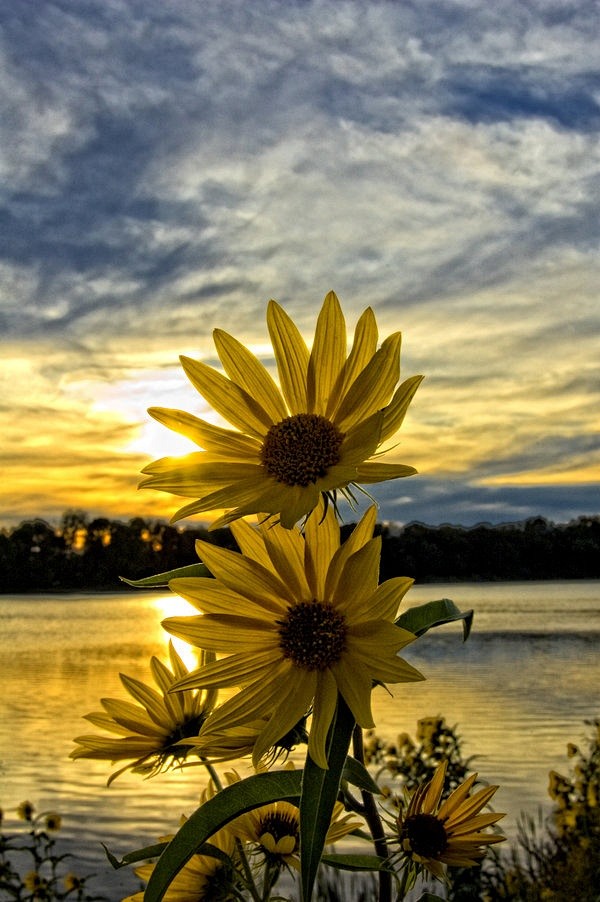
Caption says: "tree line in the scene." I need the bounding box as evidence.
[1,510,599,593]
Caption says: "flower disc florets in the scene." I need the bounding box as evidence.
[260,413,344,486]
[258,810,299,856]
[277,601,347,670]
[401,813,448,859]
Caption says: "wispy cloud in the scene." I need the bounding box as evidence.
[1,0,598,527]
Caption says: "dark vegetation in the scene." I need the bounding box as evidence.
[0,510,599,593]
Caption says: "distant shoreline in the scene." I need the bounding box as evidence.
[2,513,599,592]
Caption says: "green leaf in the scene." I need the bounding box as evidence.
[342,755,381,795]
[102,841,168,869]
[396,598,473,641]
[102,840,229,870]
[119,563,211,588]
[321,853,392,872]
[145,769,302,901]
[300,695,356,902]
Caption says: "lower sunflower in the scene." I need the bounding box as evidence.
[122,822,237,902]
[164,504,423,769]
[231,798,362,872]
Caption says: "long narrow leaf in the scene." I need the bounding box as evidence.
[321,853,392,872]
[396,598,473,641]
[145,769,302,901]
[342,755,381,795]
[300,695,356,902]
[119,563,211,588]
[103,841,168,869]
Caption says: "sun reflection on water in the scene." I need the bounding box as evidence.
[151,592,200,670]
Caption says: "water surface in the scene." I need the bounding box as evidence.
[1,581,599,898]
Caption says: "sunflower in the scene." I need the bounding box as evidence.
[163,503,423,769]
[71,642,218,784]
[394,760,505,881]
[122,823,237,902]
[231,798,362,871]
[140,290,423,528]
[186,714,308,767]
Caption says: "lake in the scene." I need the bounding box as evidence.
[1,581,599,899]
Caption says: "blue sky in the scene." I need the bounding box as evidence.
[1,0,599,529]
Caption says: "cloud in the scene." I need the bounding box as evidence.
[0,0,598,528]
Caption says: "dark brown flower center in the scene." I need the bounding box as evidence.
[278,601,347,670]
[401,813,448,859]
[259,811,299,851]
[261,413,344,486]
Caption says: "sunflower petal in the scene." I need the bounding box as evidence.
[304,502,340,598]
[169,578,254,617]
[252,677,315,767]
[353,576,414,622]
[194,539,293,608]
[163,614,278,653]
[380,374,424,443]
[147,407,261,456]
[169,651,278,691]
[227,518,269,564]
[422,759,447,812]
[140,457,263,494]
[327,306,378,419]
[331,538,381,612]
[436,773,479,820]
[444,784,501,827]
[354,461,418,483]
[333,332,402,431]
[180,355,272,436]
[259,518,311,600]
[213,329,287,424]
[325,506,377,600]
[307,291,347,416]
[267,300,310,413]
[202,663,294,732]
[307,669,339,769]
[119,675,172,730]
[331,658,375,729]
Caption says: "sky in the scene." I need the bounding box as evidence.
[1,0,599,531]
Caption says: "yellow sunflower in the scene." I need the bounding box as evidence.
[140,290,423,528]
[163,504,423,769]
[394,760,506,881]
[71,642,218,784]
[122,823,237,902]
[231,798,362,871]
[184,714,308,767]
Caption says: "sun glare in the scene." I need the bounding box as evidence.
[152,594,199,671]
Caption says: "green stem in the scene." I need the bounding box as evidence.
[235,837,262,902]
[352,725,391,902]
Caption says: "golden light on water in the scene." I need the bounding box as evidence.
[151,593,200,671]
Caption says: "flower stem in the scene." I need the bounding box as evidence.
[352,725,391,902]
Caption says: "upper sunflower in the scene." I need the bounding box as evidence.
[140,291,423,529]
